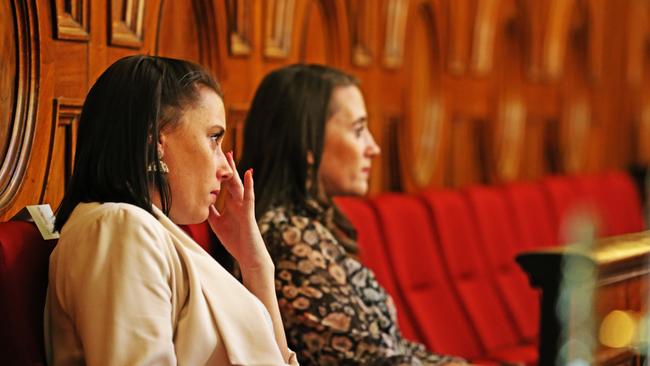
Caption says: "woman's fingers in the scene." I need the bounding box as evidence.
[243,168,254,204]
[223,151,244,199]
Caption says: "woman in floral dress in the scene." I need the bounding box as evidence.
[238,64,467,366]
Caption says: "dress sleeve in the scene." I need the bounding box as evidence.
[262,216,465,366]
[50,207,178,365]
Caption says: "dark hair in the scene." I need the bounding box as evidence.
[55,55,222,231]
[238,64,358,219]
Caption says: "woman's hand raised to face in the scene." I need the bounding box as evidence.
[207,152,273,272]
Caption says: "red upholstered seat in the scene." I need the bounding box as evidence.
[464,186,540,343]
[539,175,584,244]
[0,221,57,366]
[603,171,645,234]
[421,190,536,365]
[179,222,215,253]
[371,194,484,359]
[502,181,557,248]
[334,196,421,342]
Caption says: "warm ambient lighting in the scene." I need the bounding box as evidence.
[599,310,637,348]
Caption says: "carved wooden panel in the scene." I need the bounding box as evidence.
[384,0,408,68]
[626,0,649,85]
[493,97,526,181]
[226,0,252,55]
[636,100,650,164]
[264,0,296,58]
[470,0,500,75]
[0,0,17,164]
[0,0,39,214]
[347,0,373,66]
[299,0,330,63]
[401,3,445,190]
[53,0,90,41]
[41,99,83,207]
[227,104,249,159]
[109,0,145,48]
[447,0,474,75]
[561,96,591,173]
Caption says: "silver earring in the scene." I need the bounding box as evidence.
[147,160,169,173]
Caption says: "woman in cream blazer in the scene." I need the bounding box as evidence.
[44,55,298,366]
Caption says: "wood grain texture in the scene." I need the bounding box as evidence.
[0,0,647,217]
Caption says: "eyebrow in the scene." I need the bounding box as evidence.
[211,125,226,133]
[352,116,368,126]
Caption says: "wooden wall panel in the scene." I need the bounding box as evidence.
[0,0,648,217]
[53,0,90,41]
[109,0,145,48]
[41,98,83,207]
[264,0,296,58]
[226,0,253,55]
[0,0,40,216]
[400,1,446,190]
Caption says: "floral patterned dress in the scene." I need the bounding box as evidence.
[259,201,466,366]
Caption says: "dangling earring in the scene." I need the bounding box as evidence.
[147,160,169,173]
[148,150,169,173]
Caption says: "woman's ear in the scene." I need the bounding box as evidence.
[157,132,167,158]
[306,150,314,166]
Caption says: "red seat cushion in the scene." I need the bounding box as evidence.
[334,196,420,342]
[0,221,57,365]
[372,194,484,359]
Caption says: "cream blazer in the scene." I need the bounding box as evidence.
[44,202,298,366]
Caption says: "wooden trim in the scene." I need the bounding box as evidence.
[40,98,83,205]
[0,0,40,214]
[54,0,90,41]
[264,0,296,58]
[226,0,252,56]
[109,0,145,48]
[348,0,373,66]
[384,0,409,68]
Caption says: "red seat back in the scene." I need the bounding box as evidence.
[501,181,556,248]
[420,190,521,353]
[604,171,645,234]
[334,196,420,341]
[464,186,540,342]
[372,194,484,358]
[0,221,57,366]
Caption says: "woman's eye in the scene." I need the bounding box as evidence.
[210,132,224,143]
[355,127,364,138]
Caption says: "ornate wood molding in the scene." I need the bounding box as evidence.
[494,97,526,181]
[53,0,90,41]
[626,0,649,85]
[447,0,472,75]
[470,0,500,75]
[384,0,408,68]
[347,0,373,66]
[264,0,296,58]
[226,0,252,56]
[40,98,83,205]
[0,0,40,214]
[227,103,249,159]
[109,0,145,48]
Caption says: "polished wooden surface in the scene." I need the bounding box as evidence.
[1,0,649,219]
[518,232,650,365]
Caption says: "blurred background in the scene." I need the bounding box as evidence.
[2,0,649,219]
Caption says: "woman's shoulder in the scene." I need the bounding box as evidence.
[60,202,166,241]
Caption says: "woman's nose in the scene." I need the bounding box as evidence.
[216,152,234,181]
[366,132,381,157]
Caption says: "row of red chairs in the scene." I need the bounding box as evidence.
[0,171,644,365]
[334,171,645,364]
